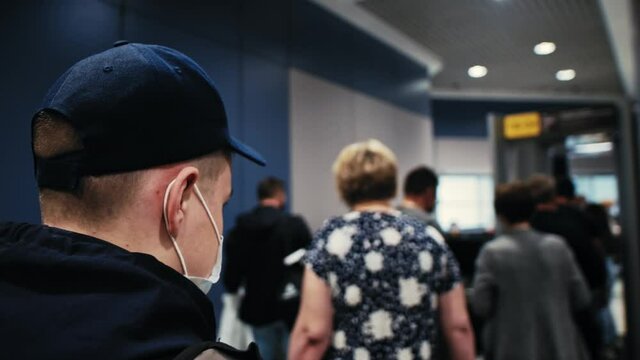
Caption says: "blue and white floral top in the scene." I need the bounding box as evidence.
[305,211,461,360]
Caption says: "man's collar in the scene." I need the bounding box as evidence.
[401,198,425,213]
[259,198,282,209]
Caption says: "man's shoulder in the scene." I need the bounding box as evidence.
[387,215,448,251]
[397,205,430,222]
[482,234,520,253]
[537,232,571,252]
[281,212,307,226]
[0,224,216,356]
[0,221,116,251]
[0,221,34,243]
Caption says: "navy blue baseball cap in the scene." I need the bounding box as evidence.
[33,41,265,192]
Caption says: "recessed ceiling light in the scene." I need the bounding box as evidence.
[534,42,556,55]
[468,65,488,78]
[556,69,576,81]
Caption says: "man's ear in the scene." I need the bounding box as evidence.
[425,187,437,202]
[165,166,200,239]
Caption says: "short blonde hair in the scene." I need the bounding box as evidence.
[332,139,398,206]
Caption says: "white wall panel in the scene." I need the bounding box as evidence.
[434,137,493,175]
[290,69,433,230]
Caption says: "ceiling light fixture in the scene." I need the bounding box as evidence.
[468,65,488,78]
[556,69,576,81]
[534,42,556,55]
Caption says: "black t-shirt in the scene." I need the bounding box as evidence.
[531,205,607,290]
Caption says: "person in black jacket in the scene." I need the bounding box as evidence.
[0,43,265,359]
[528,175,607,359]
[529,176,607,294]
[224,177,312,360]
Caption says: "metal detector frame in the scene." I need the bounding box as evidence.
[489,103,640,359]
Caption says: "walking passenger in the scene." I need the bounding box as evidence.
[289,139,475,360]
[472,181,591,360]
[398,166,445,241]
[224,177,312,360]
[529,175,607,359]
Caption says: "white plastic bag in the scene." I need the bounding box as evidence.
[217,292,254,349]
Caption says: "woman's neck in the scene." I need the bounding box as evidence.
[352,200,393,213]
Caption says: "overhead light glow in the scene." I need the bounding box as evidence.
[556,69,576,81]
[468,65,488,78]
[574,142,613,155]
[534,42,556,55]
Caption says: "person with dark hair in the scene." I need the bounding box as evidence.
[556,176,576,199]
[397,166,445,238]
[257,177,287,202]
[224,177,312,360]
[0,43,266,359]
[529,175,608,359]
[556,176,589,209]
[529,175,607,290]
[290,140,475,360]
[471,182,591,360]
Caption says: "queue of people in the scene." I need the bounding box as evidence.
[222,162,616,360]
[0,41,620,360]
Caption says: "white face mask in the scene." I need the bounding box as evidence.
[162,179,224,294]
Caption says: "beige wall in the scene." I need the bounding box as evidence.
[433,137,493,175]
[290,69,434,230]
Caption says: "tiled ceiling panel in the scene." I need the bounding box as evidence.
[359,0,623,95]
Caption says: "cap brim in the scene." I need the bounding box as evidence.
[227,136,266,166]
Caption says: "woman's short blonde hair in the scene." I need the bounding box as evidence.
[332,139,398,207]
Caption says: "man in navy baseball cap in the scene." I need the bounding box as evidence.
[0,42,264,359]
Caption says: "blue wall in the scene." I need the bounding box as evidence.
[432,99,612,137]
[0,0,430,223]
[0,0,430,329]
[0,0,292,226]
[291,1,431,116]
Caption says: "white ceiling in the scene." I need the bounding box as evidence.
[356,0,624,98]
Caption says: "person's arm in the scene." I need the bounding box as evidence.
[470,247,496,318]
[439,284,476,360]
[289,266,333,360]
[562,241,591,311]
[293,216,313,250]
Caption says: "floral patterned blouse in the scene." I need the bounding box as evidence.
[305,211,461,360]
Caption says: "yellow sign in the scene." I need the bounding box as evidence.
[503,112,542,139]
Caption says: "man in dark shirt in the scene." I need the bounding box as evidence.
[529,176,606,290]
[397,166,446,240]
[224,177,312,360]
[0,43,264,359]
[528,175,607,359]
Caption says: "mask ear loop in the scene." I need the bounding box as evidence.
[193,184,224,282]
[193,184,223,245]
[163,178,190,276]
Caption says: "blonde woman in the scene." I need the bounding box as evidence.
[289,140,475,360]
